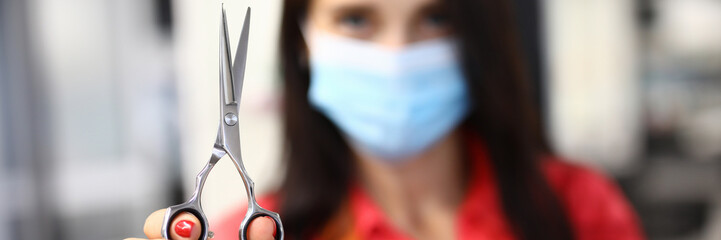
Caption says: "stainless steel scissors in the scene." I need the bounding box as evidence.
[161,5,284,240]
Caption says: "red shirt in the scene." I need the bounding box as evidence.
[214,141,644,240]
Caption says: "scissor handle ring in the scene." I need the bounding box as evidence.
[239,202,284,240]
[161,202,211,240]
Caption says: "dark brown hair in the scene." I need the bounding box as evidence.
[277,0,574,239]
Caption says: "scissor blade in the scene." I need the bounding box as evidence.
[220,5,235,105]
[232,7,251,103]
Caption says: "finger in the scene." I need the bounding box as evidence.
[169,212,202,240]
[248,216,276,240]
[143,209,202,240]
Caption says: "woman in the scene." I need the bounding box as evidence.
[130,0,644,239]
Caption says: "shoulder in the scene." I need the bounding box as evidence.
[541,158,645,240]
[542,158,616,197]
[211,194,280,240]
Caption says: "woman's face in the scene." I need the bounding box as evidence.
[306,0,453,48]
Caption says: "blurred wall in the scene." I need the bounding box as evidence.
[2,0,180,239]
[545,0,642,175]
[545,0,721,239]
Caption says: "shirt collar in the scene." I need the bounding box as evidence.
[348,135,514,239]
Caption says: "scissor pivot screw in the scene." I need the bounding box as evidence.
[224,113,238,126]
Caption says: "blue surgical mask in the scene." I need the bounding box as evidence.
[305,30,470,162]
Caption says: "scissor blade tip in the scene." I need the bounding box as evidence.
[242,8,251,28]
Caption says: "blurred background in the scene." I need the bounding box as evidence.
[0,0,719,239]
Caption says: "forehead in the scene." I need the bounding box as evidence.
[309,0,444,13]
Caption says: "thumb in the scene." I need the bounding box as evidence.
[247,216,276,240]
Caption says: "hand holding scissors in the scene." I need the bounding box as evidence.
[160,5,284,240]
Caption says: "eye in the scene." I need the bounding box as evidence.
[340,14,368,29]
[416,10,452,39]
[335,11,375,38]
[422,12,449,29]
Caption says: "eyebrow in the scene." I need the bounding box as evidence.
[417,1,449,16]
[330,3,375,17]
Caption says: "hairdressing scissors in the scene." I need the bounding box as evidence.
[160,5,284,240]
